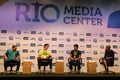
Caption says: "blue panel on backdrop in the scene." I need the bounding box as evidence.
[108,10,120,28]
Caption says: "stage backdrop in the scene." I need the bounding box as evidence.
[0,0,120,73]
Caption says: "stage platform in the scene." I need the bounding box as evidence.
[0,72,120,78]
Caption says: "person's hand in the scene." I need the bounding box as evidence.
[38,57,43,59]
[42,56,47,59]
[70,58,74,60]
[74,56,76,58]
[106,58,108,60]
[46,55,52,59]
[106,57,111,60]
[74,58,77,61]
[76,58,80,60]
[45,55,49,59]
[16,57,20,60]
[4,57,8,60]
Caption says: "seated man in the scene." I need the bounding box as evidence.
[69,44,81,73]
[37,44,52,73]
[3,45,20,74]
[100,45,115,74]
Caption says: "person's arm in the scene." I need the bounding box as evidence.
[16,55,20,60]
[16,51,20,60]
[106,50,114,60]
[70,51,74,60]
[46,50,52,58]
[106,57,112,59]
[3,50,8,60]
[38,50,42,59]
[76,51,81,60]
[104,53,111,60]
[104,51,107,59]
[3,54,8,60]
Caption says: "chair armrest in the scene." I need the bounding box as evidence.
[68,58,71,63]
[68,58,82,63]
[80,58,82,64]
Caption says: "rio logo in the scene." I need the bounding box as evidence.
[15,1,60,23]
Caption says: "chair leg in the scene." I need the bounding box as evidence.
[75,66,76,72]
[10,66,12,73]
[44,66,45,73]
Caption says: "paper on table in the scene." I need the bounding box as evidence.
[24,59,31,62]
[56,60,64,62]
[88,60,95,62]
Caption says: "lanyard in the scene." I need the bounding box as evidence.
[74,50,78,56]
[12,51,16,59]
[43,50,47,55]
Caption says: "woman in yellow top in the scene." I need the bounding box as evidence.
[37,44,52,73]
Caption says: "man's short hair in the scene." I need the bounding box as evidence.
[12,45,17,48]
[44,44,49,47]
[73,44,79,48]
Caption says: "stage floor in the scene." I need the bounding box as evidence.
[0,72,120,77]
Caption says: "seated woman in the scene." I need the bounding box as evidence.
[37,44,52,73]
[69,44,82,73]
[100,45,115,74]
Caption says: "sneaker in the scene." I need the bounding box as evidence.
[16,71,20,74]
[49,69,52,73]
[69,70,72,74]
[38,69,41,73]
[3,71,7,74]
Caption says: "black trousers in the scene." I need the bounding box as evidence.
[37,58,52,70]
[4,59,20,71]
[69,60,81,70]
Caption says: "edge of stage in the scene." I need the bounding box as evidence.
[0,72,120,79]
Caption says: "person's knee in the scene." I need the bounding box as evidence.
[37,57,42,60]
[4,61,8,65]
[4,60,8,63]
[103,59,107,63]
[76,60,80,63]
[69,61,73,64]
[38,58,42,62]
[49,58,52,62]
[49,61,52,64]
[16,61,20,65]
[70,60,74,62]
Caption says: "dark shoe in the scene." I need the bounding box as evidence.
[104,68,108,74]
[106,68,109,74]
[49,69,52,74]
[38,69,41,73]
[16,71,20,74]
[104,71,108,74]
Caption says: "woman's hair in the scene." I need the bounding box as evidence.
[106,45,111,49]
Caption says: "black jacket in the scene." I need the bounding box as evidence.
[104,50,115,63]
[70,50,81,58]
